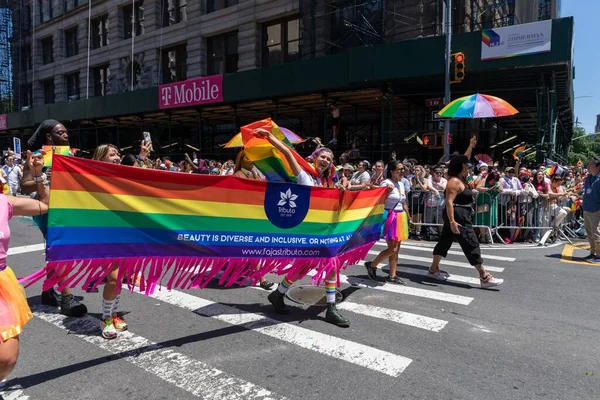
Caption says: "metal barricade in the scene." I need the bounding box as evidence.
[472,191,495,244]
[406,189,443,240]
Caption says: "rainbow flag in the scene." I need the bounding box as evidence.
[241,119,319,183]
[18,155,386,294]
[513,145,526,160]
[577,159,582,168]
[545,164,557,177]
[41,145,71,169]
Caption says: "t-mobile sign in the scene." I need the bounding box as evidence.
[0,114,7,131]
[159,75,223,110]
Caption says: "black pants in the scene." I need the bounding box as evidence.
[433,206,483,266]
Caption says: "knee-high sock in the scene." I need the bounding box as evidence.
[110,294,121,316]
[325,280,337,304]
[277,277,295,294]
[102,299,114,320]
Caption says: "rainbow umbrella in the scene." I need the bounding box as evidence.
[223,127,305,148]
[438,93,519,119]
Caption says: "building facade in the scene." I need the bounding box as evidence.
[2,0,572,164]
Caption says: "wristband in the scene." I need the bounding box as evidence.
[449,220,455,224]
[33,176,45,183]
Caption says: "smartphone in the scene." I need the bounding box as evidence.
[143,131,153,151]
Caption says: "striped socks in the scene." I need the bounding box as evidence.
[277,277,294,294]
[110,294,121,316]
[325,280,336,304]
[102,299,113,320]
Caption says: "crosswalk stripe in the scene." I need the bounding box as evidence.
[7,243,45,256]
[306,271,473,305]
[378,243,516,262]
[336,301,448,332]
[0,389,29,400]
[247,286,447,332]
[31,305,285,400]
[145,289,413,377]
[400,266,481,285]
[367,248,505,272]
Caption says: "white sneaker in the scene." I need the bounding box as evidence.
[427,269,449,281]
[480,274,503,289]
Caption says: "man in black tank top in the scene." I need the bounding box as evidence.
[427,139,504,289]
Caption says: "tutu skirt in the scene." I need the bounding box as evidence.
[382,209,409,242]
[0,267,33,342]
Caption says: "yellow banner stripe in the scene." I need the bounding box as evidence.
[50,190,383,224]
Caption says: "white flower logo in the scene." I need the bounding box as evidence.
[277,188,298,208]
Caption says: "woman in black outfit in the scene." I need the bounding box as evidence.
[427,137,503,289]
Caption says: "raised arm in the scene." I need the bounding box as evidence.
[9,151,49,216]
[464,135,477,160]
[254,128,303,177]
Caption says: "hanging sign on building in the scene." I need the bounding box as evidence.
[481,20,552,61]
[0,114,6,131]
[159,75,223,110]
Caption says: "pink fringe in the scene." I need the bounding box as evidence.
[17,243,375,296]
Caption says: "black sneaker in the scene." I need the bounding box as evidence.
[386,275,405,285]
[583,253,596,261]
[364,261,377,280]
[325,303,350,327]
[60,294,88,317]
[41,288,60,307]
[267,290,290,314]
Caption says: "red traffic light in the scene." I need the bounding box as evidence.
[455,54,464,63]
[423,136,430,146]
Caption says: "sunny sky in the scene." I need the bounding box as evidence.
[562,0,600,133]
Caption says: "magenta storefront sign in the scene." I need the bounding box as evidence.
[0,114,7,131]
[159,75,223,110]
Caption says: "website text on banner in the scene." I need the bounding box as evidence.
[18,155,386,294]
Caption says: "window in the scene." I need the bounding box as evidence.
[65,27,78,58]
[163,0,187,26]
[161,44,187,83]
[38,0,53,23]
[41,36,54,65]
[65,73,80,101]
[19,45,32,72]
[262,18,300,66]
[91,15,109,49]
[19,84,33,109]
[207,32,238,75]
[64,0,80,13]
[42,79,55,104]
[125,58,142,90]
[123,2,145,39]
[93,65,110,97]
[206,0,238,13]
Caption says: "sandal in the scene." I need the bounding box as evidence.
[259,280,274,290]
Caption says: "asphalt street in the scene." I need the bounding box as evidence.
[1,218,599,400]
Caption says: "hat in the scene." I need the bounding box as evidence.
[448,155,469,167]
[476,160,488,170]
[505,167,515,173]
[342,163,355,171]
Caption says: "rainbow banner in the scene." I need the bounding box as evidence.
[513,145,526,160]
[41,145,71,169]
[19,155,386,294]
[241,119,319,183]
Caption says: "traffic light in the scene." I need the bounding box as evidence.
[453,52,465,82]
[422,133,437,148]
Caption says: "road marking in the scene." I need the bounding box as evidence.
[395,239,563,250]
[31,305,285,400]
[248,286,447,332]
[560,244,597,266]
[336,301,447,332]
[399,266,481,285]
[0,388,29,400]
[367,249,504,272]
[390,244,515,262]
[7,243,45,256]
[145,289,413,377]
[306,271,473,305]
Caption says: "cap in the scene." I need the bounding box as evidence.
[505,167,515,173]
[342,163,355,171]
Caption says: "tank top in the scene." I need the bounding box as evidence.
[451,177,473,206]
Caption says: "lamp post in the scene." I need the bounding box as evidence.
[443,0,452,161]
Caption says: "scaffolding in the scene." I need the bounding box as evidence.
[0,0,13,114]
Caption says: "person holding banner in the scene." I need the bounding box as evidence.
[253,127,350,328]
[21,119,88,317]
[0,150,49,382]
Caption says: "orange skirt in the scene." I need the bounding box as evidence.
[0,267,33,342]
